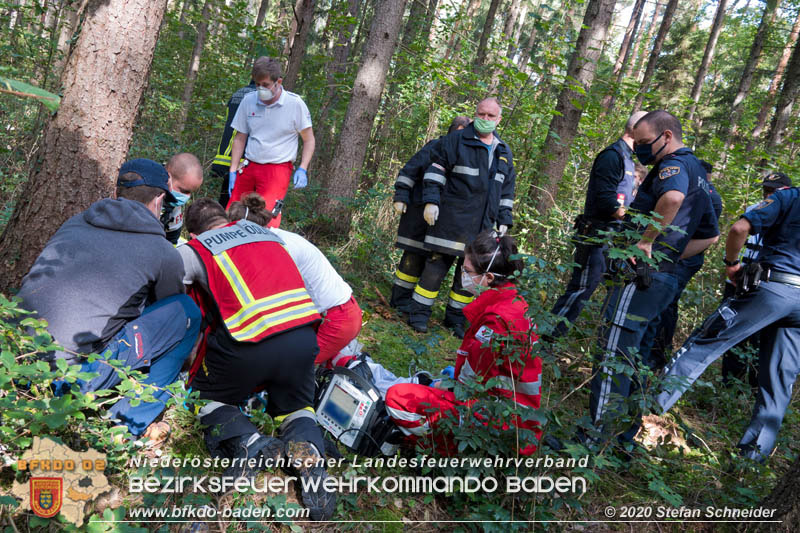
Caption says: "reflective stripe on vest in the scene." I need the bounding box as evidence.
[611,139,635,207]
[211,250,317,342]
[460,359,541,399]
[189,222,320,343]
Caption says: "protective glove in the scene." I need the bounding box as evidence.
[228,170,237,197]
[441,366,455,379]
[498,224,508,236]
[423,203,439,226]
[292,168,308,189]
[393,201,407,215]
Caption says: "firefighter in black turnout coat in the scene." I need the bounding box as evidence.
[398,98,517,337]
[390,116,471,314]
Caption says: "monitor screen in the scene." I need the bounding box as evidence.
[322,384,360,428]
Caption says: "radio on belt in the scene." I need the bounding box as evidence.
[317,370,381,451]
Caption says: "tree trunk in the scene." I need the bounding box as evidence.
[535,0,618,214]
[254,0,269,28]
[755,455,800,531]
[474,0,502,68]
[614,0,645,77]
[283,0,316,90]
[508,0,528,60]
[446,0,480,61]
[628,0,661,80]
[686,0,729,124]
[177,0,195,40]
[50,0,84,84]
[489,0,521,89]
[246,0,271,65]
[314,0,407,235]
[763,35,800,155]
[602,0,645,112]
[748,9,800,152]
[313,0,360,174]
[283,0,302,57]
[34,0,64,87]
[719,0,778,166]
[177,0,212,135]
[0,0,169,292]
[518,0,544,69]
[632,0,678,111]
[400,0,431,51]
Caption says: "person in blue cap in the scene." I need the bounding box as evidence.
[656,174,800,463]
[17,158,202,442]
[719,171,793,388]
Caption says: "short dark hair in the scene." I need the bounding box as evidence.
[115,172,164,204]
[637,110,682,141]
[699,160,713,174]
[448,116,471,134]
[228,192,274,227]
[185,198,229,234]
[252,56,282,82]
[465,230,524,287]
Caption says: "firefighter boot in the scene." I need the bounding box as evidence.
[406,299,433,333]
[389,284,414,314]
[279,414,336,521]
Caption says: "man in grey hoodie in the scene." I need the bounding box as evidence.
[18,159,202,438]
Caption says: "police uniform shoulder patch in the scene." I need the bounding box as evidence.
[755,197,774,210]
[659,166,681,180]
[475,325,494,343]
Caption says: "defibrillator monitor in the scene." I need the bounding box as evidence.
[321,384,360,428]
[316,370,380,451]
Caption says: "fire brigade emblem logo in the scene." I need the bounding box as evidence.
[30,478,63,518]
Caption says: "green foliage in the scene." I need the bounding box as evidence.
[0,77,60,112]
[3,0,800,527]
[0,293,197,469]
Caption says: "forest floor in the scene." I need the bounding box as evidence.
[79,278,800,532]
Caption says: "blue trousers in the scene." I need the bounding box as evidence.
[76,294,201,436]
[643,261,702,369]
[589,271,679,440]
[656,281,800,461]
[550,242,607,337]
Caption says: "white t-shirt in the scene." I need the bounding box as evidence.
[230,88,312,164]
[270,228,352,313]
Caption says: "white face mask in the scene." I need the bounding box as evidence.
[462,244,502,294]
[461,271,480,295]
[258,86,274,102]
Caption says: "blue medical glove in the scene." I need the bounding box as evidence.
[228,171,237,196]
[292,168,308,189]
[441,365,455,379]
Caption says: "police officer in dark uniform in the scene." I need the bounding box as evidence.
[390,116,471,316]
[719,172,792,387]
[648,160,723,368]
[550,111,646,337]
[405,98,516,336]
[212,80,257,206]
[656,182,800,462]
[589,110,719,442]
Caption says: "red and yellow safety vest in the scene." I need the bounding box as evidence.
[188,220,320,343]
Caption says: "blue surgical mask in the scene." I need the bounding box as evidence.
[171,190,190,206]
[635,132,666,166]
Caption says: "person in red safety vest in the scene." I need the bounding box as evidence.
[178,198,335,521]
[385,230,542,455]
[227,193,363,369]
